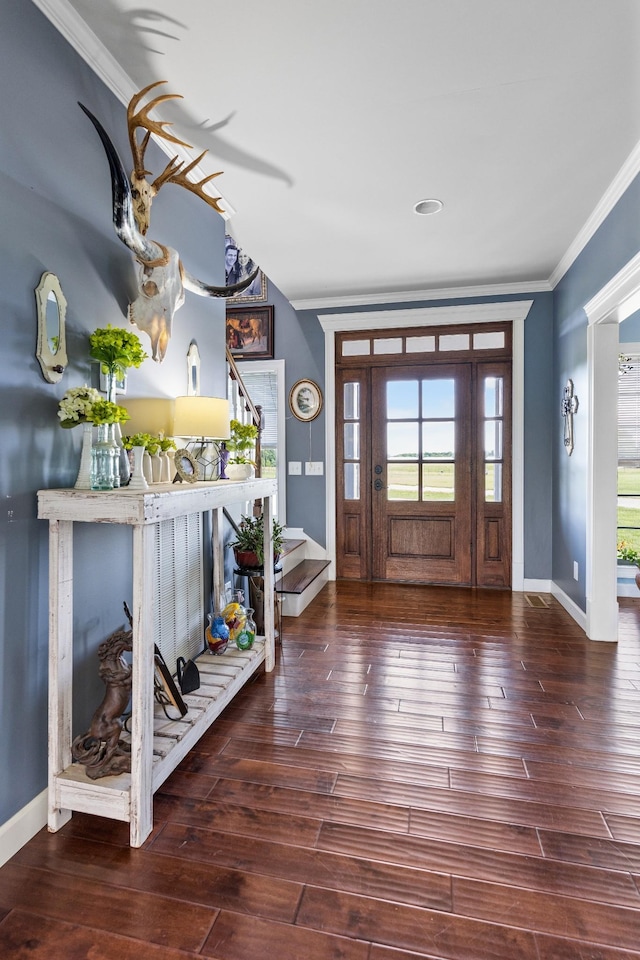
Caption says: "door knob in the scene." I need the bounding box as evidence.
[374,478,383,491]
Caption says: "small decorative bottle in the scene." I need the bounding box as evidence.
[235,606,256,650]
[90,423,119,490]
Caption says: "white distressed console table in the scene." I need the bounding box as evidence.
[38,478,277,847]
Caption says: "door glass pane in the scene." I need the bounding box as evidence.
[344,422,360,460]
[422,379,455,418]
[422,421,455,460]
[387,463,419,500]
[344,381,360,420]
[344,462,360,500]
[387,380,418,419]
[485,376,503,417]
[387,422,419,460]
[484,421,502,460]
[485,463,502,502]
[422,463,455,500]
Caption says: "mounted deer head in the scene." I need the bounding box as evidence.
[79,82,259,362]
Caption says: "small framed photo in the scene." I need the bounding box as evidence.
[173,449,199,483]
[289,379,323,422]
[226,305,274,360]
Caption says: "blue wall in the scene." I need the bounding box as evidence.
[553,175,640,608]
[0,0,228,828]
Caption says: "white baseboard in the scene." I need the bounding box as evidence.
[550,582,588,632]
[0,790,47,867]
[522,579,553,593]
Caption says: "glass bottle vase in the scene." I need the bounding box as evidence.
[104,367,129,487]
[91,423,120,490]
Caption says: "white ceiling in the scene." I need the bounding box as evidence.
[40,0,640,306]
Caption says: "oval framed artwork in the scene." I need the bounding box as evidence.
[289,379,323,422]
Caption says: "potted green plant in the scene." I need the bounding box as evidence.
[230,514,285,569]
[618,540,640,590]
[225,419,258,480]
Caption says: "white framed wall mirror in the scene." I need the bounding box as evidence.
[35,271,68,383]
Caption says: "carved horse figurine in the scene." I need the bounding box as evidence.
[79,81,259,361]
[71,627,133,780]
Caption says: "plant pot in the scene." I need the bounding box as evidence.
[226,462,254,481]
[234,549,262,570]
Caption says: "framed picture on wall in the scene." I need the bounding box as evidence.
[226,305,274,360]
[289,379,323,422]
[224,234,268,304]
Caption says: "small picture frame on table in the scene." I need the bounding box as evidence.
[173,449,199,483]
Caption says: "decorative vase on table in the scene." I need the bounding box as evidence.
[90,423,120,490]
[104,368,130,487]
[128,445,149,490]
[74,421,94,490]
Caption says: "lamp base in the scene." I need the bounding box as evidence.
[185,439,224,482]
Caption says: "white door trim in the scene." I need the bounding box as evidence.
[320,300,534,586]
[584,250,640,640]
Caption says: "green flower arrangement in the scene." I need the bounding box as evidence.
[123,433,176,455]
[617,540,640,566]
[89,325,148,378]
[226,419,258,464]
[88,399,130,426]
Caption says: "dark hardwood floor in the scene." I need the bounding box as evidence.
[2,582,640,959]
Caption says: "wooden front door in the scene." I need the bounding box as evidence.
[371,363,472,584]
[335,324,512,587]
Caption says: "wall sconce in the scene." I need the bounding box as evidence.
[561,379,579,456]
[172,396,230,481]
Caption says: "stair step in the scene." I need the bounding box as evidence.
[277,559,330,595]
[280,537,306,559]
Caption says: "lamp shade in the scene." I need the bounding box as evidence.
[172,396,230,440]
[123,398,175,437]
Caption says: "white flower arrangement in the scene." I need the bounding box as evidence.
[57,386,101,428]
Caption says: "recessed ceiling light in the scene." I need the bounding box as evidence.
[414,199,444,216]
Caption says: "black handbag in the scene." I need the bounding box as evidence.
[176,656,200,695]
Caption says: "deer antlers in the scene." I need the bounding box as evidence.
[127,80,224,234]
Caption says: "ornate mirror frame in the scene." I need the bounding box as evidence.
[35,271,68,383]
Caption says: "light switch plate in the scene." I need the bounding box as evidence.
[288,461,302,475]
[305,461,324,476]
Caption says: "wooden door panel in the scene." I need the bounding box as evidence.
[372,364,472,585]
[389,516,455,558]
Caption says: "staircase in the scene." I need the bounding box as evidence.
[276,531,331,617]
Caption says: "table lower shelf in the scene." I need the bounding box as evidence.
[49,640,266,828]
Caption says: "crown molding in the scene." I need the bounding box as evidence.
[318,300,534,333]
[549,139,640,289]
[584,249,640,325]
[30,0,235,218]
[291,279,550,312]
